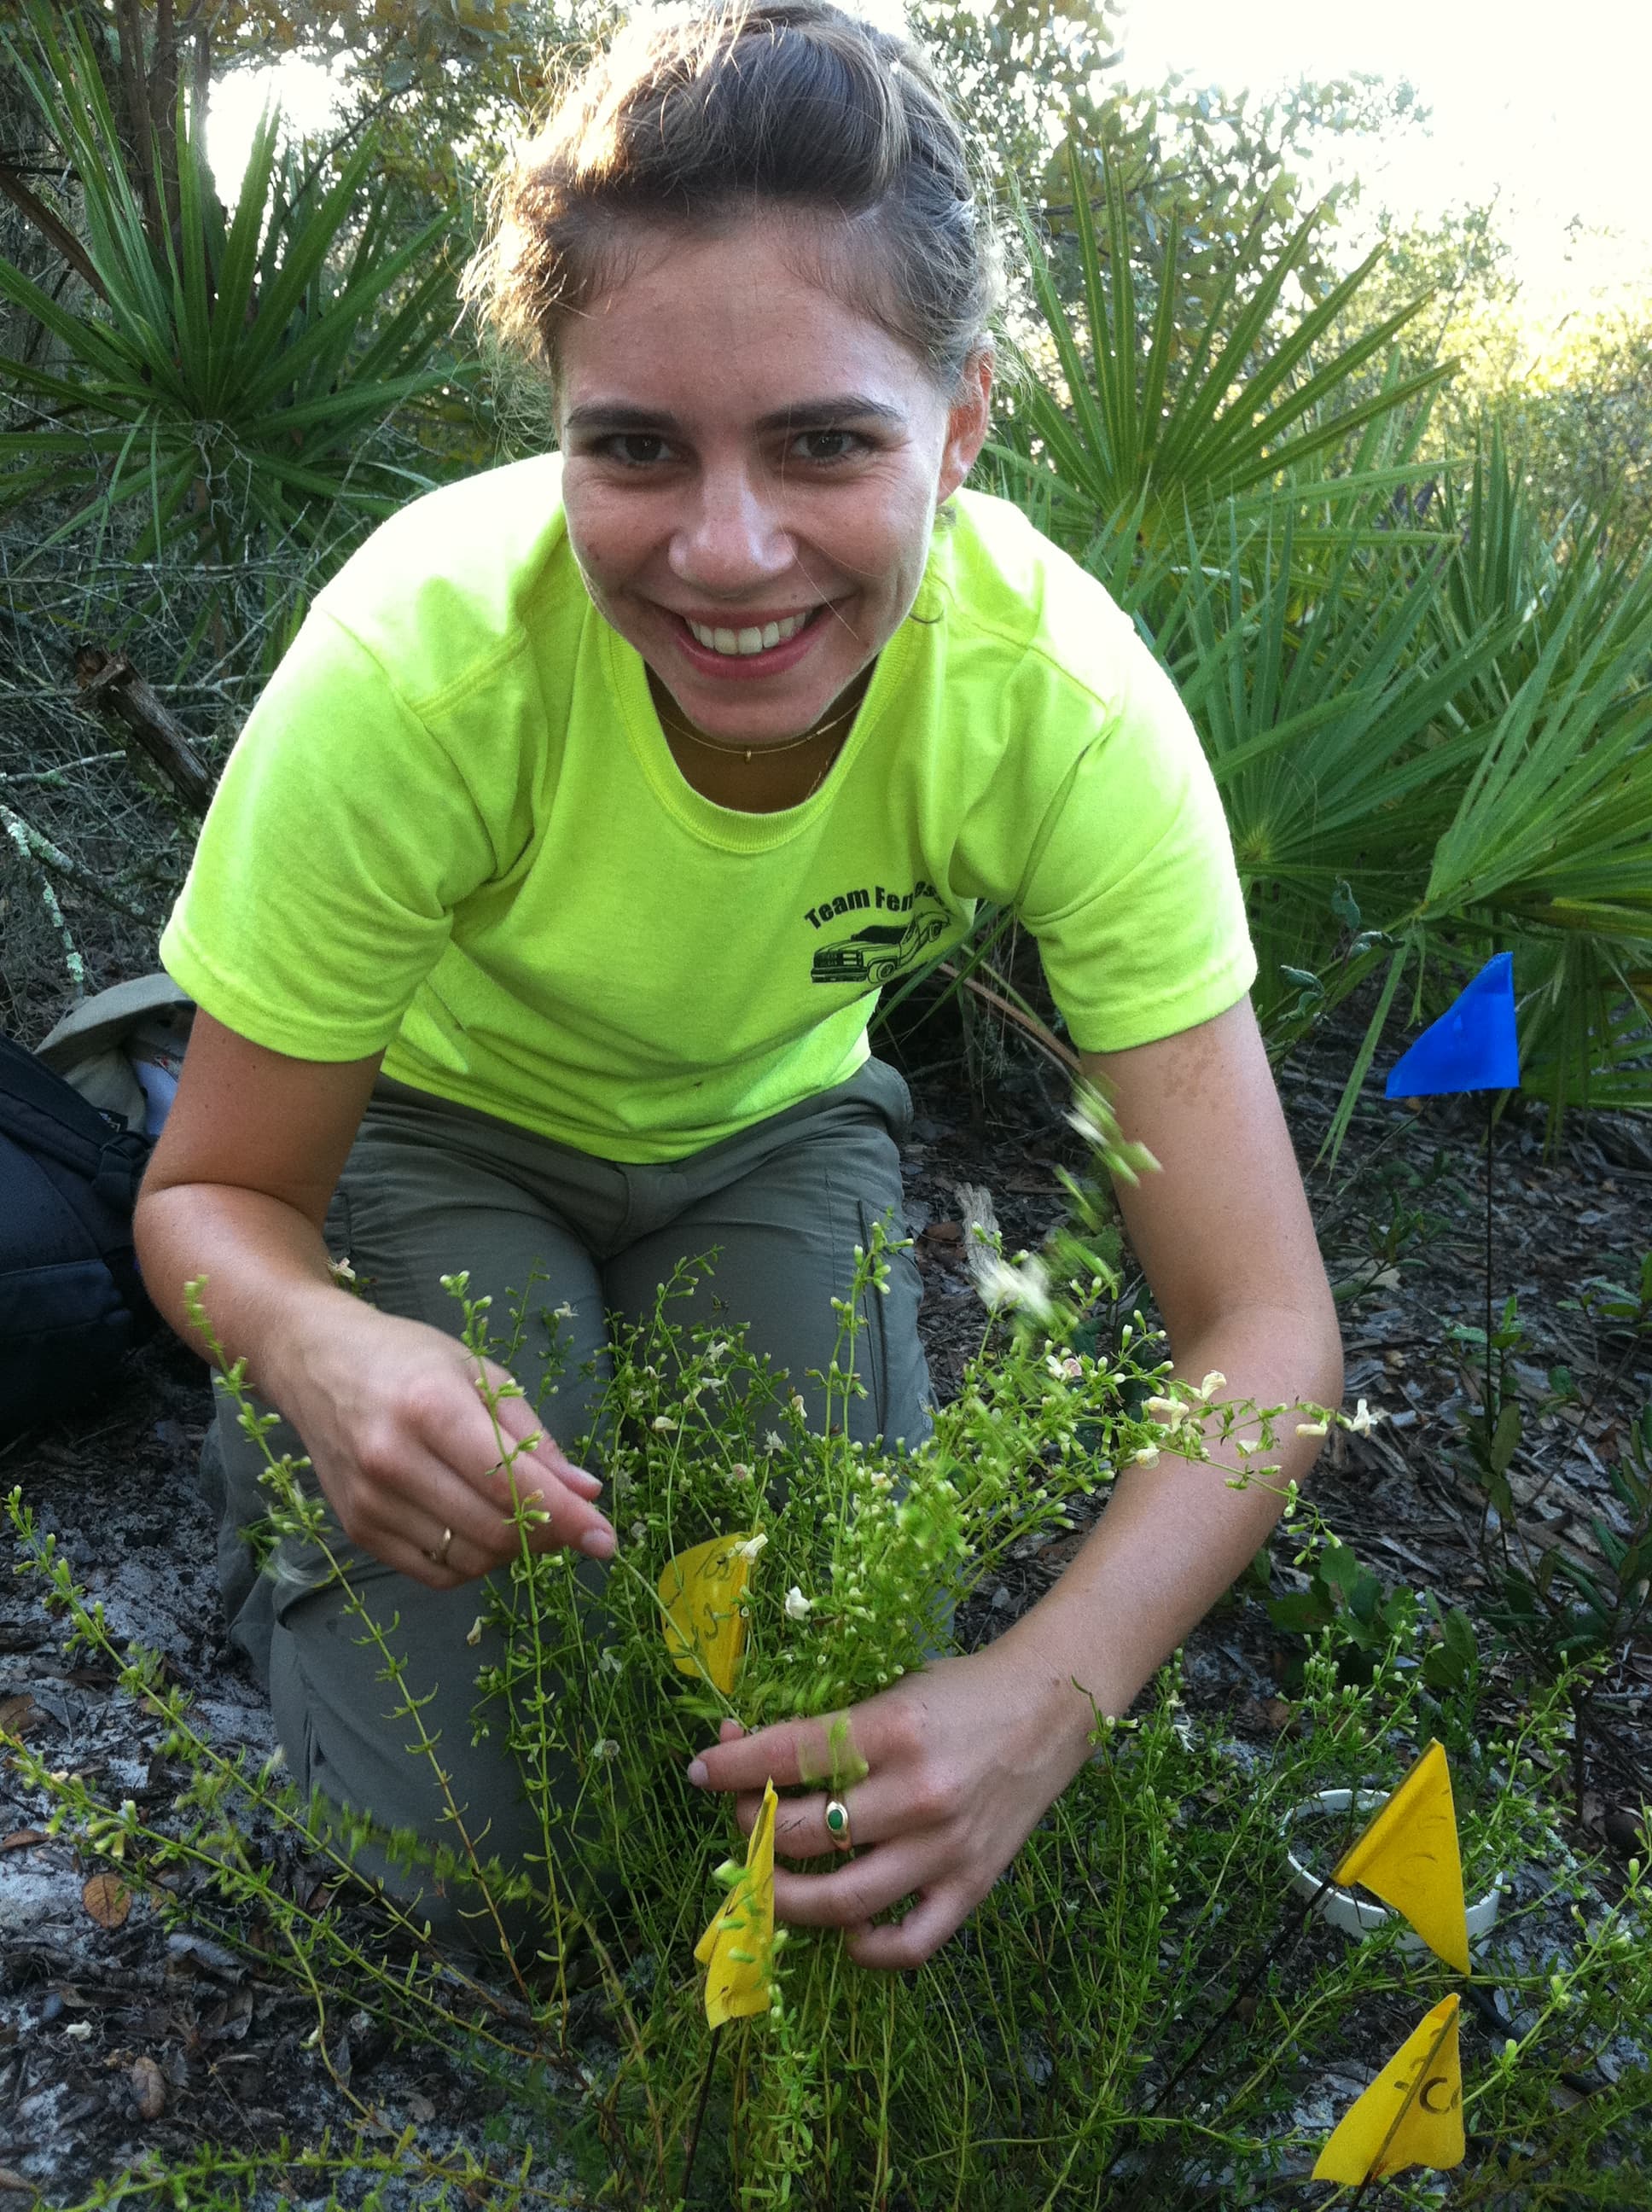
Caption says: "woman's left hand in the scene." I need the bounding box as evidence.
[686,1645,1096,1970]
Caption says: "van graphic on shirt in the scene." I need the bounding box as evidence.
[810,906,947,987]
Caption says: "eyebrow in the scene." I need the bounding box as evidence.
[561,394,908,437]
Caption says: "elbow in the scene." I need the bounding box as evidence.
[1321,1307,1346,1413]
[1312,1269,1345,1413]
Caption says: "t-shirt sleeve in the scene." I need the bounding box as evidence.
[1016,634,1256,1055]
[160,610,504,1061]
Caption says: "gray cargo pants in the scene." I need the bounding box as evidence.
[206,1057,931,1942]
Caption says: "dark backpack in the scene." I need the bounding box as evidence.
[0,1029,157,1437]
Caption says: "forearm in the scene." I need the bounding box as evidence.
[993,1301,1344,1760]
[135,1180,353,1408]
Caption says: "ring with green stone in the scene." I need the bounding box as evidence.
[824,1796,853,1852]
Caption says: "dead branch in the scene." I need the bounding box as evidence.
[73,646,213,815]
[1,798,151,926]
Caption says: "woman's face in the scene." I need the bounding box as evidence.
[556,214,992,747]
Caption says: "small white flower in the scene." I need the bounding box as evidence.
[1234,1437,1263,1457]
[552,1300,575,1320]
[1346,1398,1383,1436]
[972,1251,1055,1321]
[764,1430,786,1455]
[1294,1420,1329,1439]
[466,1615,484,1648]
[1198,1370,1227,1398]
[783,1586,812,1621]
[706,1339,731,1363]
[651,1415,678,1433]
[1132,1445,1160,1467]
[1143,1394,1189,1429]
[590,1738,620,1761]
[788,1391,806,1416]
[1066,1099,1107,1149]
[1046,1353,1084,1382]
[730,1461,753,1482]
[631,1521,649,1542]
[329,1254,356,1284]
[732,1532,768,1563]
[599,1647,623,1674]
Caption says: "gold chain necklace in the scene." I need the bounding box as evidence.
[658,692,862,764]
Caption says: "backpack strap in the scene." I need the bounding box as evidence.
[0,1033,152,1203]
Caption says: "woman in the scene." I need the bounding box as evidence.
[137,0,1342,1969]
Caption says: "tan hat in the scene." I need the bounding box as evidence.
[38,975,195,1131]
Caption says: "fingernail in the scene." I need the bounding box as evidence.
[579,1527,616,1561]
[686,1760,708,1788]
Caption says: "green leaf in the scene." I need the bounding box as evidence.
[1266,1590,1332,1634]
[1489,1400,1522,1476]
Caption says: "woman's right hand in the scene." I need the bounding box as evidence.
[270,1295,615,1590]
[134,1013,615,1591]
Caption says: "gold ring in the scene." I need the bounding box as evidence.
[824,1796,852,1852]
[423,1525,454,1569]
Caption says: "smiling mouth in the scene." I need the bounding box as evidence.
[681,608,820,658]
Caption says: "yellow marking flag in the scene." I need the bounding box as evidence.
[695,1778,779,2029]
[1334,1739,1469,1973]
[659,1534,753,1695]
[1312,1994,1464,2183]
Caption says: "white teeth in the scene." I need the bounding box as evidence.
[688,609,811,656]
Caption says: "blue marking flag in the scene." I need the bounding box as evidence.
[1385,954,1520,1099]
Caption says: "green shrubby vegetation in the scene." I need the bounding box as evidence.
[5,1142,1649,2205]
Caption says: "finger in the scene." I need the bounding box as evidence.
[766,1790,890,1860]
[846,1886,972,1972]
[492,1415,604,1499]
[718,1717,745,1744]
[482,1369,599,1492]
[474,1435,603,1513]
[767,1842,938,1930]
[689,1708,866,1794]
[347,1423,590,1577]
[339,1439,519,1569]
[371,1529,471,1593]
[411,1390,615,1559]
[768,1755,943,1858]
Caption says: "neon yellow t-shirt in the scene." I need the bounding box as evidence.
[160,459,1254,1163]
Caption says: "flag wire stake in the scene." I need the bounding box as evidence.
[680,2020,725,2207]
[1143,1871,1338,2118]
[1483,1090,1496,1446]
[1344,2004,1458,2211]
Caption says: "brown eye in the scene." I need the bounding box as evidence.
[790,428,861,464]
[606,433,670,466]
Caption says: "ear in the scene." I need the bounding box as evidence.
[936,349,994,504]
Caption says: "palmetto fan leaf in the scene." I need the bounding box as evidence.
[1001,138,1451,548]
[981,142,1652,1132]
[0,2,468,567]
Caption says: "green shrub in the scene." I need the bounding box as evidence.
[4,1129,1648,2206]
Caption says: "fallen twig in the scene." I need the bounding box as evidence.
[73,646,214,814]
[0,799,154,926]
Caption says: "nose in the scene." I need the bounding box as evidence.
[669,461,794,596]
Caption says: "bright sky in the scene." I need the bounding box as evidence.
[1117,0,1652,321]
[207,56,344,189]
[210,2,1652,329]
